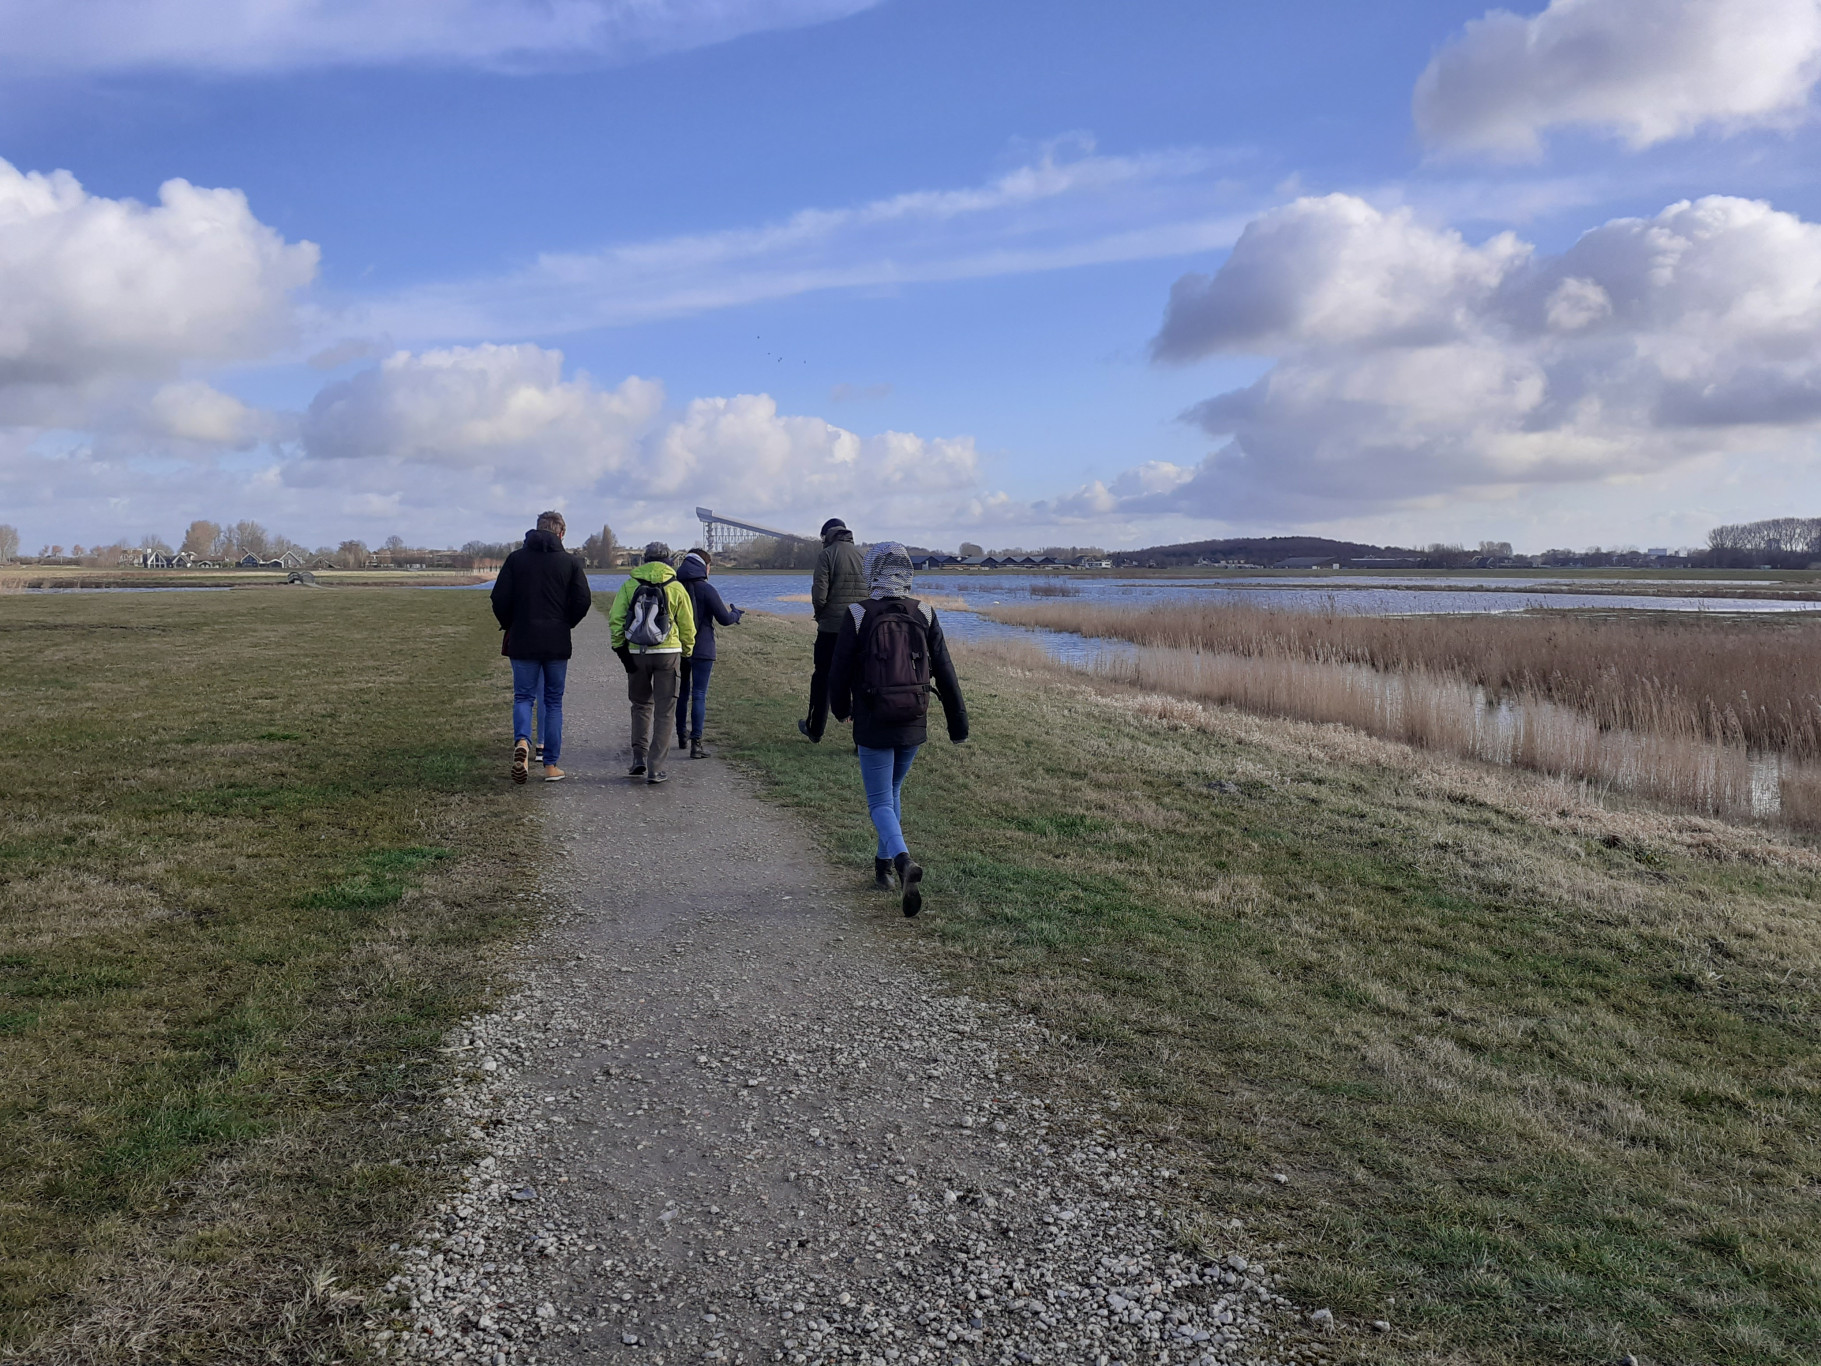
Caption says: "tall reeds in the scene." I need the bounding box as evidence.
[988,600,1821,760]
[984,601,1821,830]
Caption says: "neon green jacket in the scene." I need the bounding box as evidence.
[608,561,697,655]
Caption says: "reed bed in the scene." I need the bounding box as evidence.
[1027,582,1083,597]
[1071,642,1819,824]
[989,599,1821,760]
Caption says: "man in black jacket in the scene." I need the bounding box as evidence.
[490,511,592,784]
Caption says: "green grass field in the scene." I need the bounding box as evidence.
[6,592,1819,1364]
[713,613,1821,1365]
[0,587,528,1362]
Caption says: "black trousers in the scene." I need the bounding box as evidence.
[804,629,839,739]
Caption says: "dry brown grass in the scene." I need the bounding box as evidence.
[988,599,1821,759]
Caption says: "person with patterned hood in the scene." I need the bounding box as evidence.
[827,540,968,916]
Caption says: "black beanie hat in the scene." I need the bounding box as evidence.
[820,518,847,537]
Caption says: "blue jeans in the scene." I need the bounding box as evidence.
[511,658,568,765]
[858,743,920,859]
[676,657,714,741]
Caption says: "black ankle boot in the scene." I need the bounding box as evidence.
[873,858,893,891]
[894,851,924,917]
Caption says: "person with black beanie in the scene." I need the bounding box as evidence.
[799,516,865,742]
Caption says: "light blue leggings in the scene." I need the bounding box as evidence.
[857,743,920,859]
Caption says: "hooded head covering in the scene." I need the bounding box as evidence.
[865,541,915,599]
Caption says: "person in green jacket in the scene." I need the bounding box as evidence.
[799,517,866,742]
[608,542,697,785]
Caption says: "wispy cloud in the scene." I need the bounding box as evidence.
[340,141,1261,342]
[0,0,880,75]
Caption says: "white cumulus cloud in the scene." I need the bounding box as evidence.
[0,158,316,421]
[1105,192,1821,521]
[1415,0,1821,157]
[0,0,879,75]
[300,343,664,482]
[293,343,992,540]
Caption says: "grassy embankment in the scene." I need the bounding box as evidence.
[713,612,1821,1366]
[0,588,528,1362]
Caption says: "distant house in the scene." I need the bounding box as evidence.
[1074,556,1113,569]
[277,549,305,570]
[1346,556,1422,570]
[1275,555,1341,569]
[237,553,263,568]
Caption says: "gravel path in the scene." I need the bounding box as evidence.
[369,621,1315,1366]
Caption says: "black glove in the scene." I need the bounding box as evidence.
[615,645,636,675]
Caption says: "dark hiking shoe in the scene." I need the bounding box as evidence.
[647,770,670,785]
[512,738,530,785]
[628,762,647,778]
[534,743,544,762]
[797,719,821,743]
[873,858,893,891]
[690,738,708,759]
[894,852,924,917]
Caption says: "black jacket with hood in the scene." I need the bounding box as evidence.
[675,553,743,660]
[490,529,593,660]
[828,597,968,749]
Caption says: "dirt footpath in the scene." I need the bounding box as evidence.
[370,619,1308,1366]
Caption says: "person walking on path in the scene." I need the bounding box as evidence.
[609,542,696,785]
[799,517,866,742]
[490,511,592,784]
[828,541,967,915]
[674,549,743,759]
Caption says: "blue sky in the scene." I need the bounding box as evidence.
[3,0,1821,553]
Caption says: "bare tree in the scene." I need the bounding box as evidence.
[0,524,18,563]
[180,520,220,557]
[959,542,984,557]
[385,534,407,553]
[231,520,271,559]
[336,539,369,570]
[1709,517,1821,554]
[580,524,619,567]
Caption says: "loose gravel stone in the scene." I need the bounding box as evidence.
[364,627,1309,1366]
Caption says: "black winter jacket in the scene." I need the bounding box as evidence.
[490,530,593,659]
[675,554,743,661]
[828,597,968,749]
